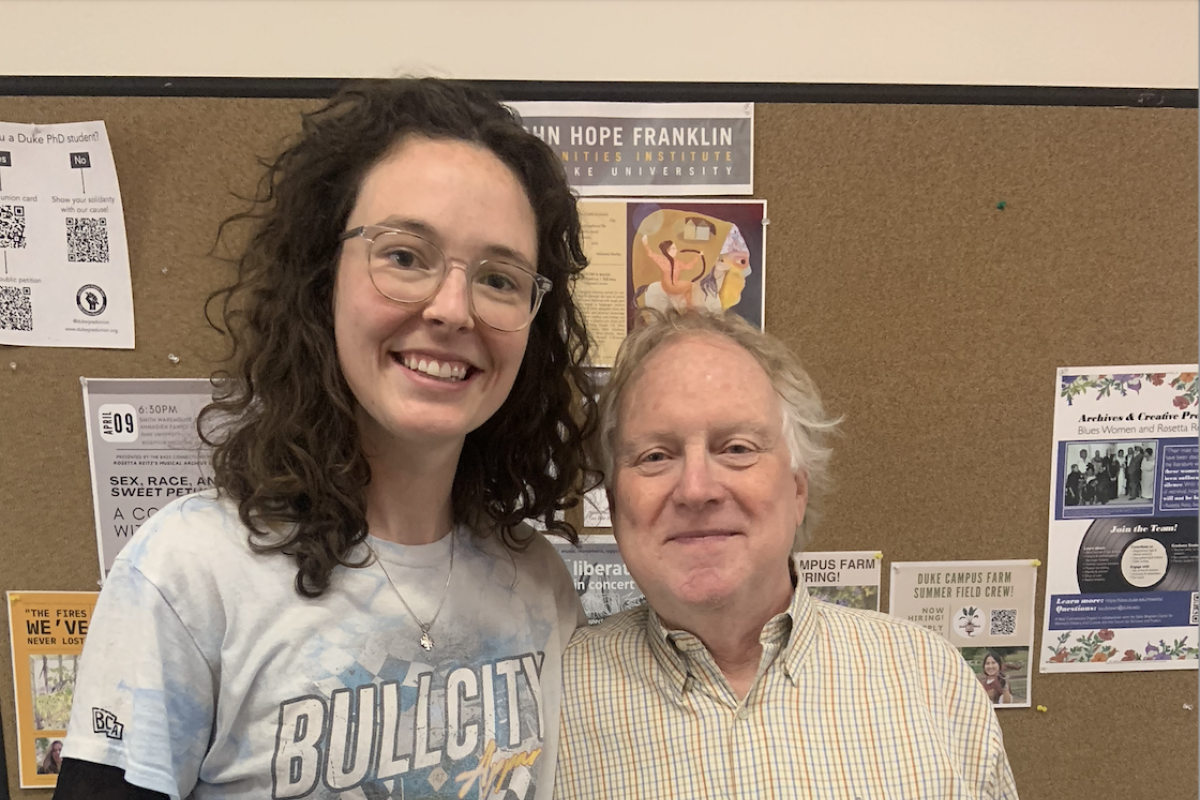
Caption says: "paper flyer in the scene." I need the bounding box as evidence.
[1040,366,1199,672]
[0,120,134,348]
[890,560,1038,708]
[508,101,753,196]
[577,199,766,365]
[552,534,644,625]
[796,550,882,611]
[7,591,98,788]
[82,377,215,576]
[582,486,611,529]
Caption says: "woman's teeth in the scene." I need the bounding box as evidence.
[401,355,468,381]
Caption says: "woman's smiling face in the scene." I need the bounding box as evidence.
[333,136,538,454]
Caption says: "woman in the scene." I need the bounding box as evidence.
[55,79,595,799]
[977,652,1013,705]
[1141,446,1156,501]
[38,740,63,775]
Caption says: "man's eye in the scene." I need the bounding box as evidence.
[640,452,668,464]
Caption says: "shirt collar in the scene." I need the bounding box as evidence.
[643,557,821,691]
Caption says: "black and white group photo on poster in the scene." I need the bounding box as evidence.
[1063,440,1157,507]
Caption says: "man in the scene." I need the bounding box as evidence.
[1129,446,1145,499]
[556,310,1017,799]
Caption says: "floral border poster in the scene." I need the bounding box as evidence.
[890,560,1038,709]
[1040,366,1199,672]
[7,591,98,788]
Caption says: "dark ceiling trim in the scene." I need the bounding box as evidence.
[0,77,1195,108]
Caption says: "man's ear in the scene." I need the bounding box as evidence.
[793,468,809,522]
[606,485,618,536]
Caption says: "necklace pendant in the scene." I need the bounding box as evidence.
[420,630,434,651]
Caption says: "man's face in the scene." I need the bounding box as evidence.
[610,333,806,626]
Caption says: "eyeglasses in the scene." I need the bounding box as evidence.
[340,225,552,332]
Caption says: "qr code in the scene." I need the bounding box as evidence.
[0,205,27,248]
[0,285,32,331]
[66,217,109,263]
[989,608,1017,636]
[1190,592,1198,626]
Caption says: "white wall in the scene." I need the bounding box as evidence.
[1,0,1196,88]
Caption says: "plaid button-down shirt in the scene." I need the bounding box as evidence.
[556,580,1018,799]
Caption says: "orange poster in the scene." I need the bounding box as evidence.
[7,590,98,788]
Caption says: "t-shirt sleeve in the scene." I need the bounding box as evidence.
[544,535,588,633]
[62,558,216,800]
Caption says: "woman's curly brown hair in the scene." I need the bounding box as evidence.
[199,78,597,598]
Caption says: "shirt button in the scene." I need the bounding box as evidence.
[736,708,750,720]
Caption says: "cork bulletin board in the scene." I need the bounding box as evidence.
[0,88,1196,798]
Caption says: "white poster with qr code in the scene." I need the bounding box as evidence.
[0,120,133,348]
[889,560,1038,708]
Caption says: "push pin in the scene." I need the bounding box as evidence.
[873,552,883,560]
[161,267,169,275]
[167,353,180,365]
[761,218,770,226]
[1035,705,1048,713]
[8,361,16,371]
[996,201,1007,211]
[1184,703,1194,711]
[1031,559,1042,567]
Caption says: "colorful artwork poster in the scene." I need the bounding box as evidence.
[552,534,645,625]
[796,550,882,611]
[1041,366,1199,673]
[507,101,753,196]
[577,199,766,366]
[82,377,215,577]
[0,120,135,348]
[890,561,1038,709]
[7,591,98,788]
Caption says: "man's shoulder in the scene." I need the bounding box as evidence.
[811,600,963,662]
[566,606,651,654]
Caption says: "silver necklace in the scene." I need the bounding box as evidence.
[368,532,455,651]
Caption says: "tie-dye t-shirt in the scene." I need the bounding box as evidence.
[63,492,585,800]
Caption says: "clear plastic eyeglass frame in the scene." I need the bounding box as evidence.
[340,225,553,332]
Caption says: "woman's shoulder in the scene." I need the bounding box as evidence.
[465,521,577,592]
[111,491,268,579]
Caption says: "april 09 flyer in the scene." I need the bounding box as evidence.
[890,561,1038,708]
[7,591,98,789]
[1040,366,1199,672]
[82,378,215,577]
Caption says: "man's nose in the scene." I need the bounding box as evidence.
[671,448,725,507]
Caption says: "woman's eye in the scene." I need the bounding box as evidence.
[478,269,519,293]
[387,248,426,270]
